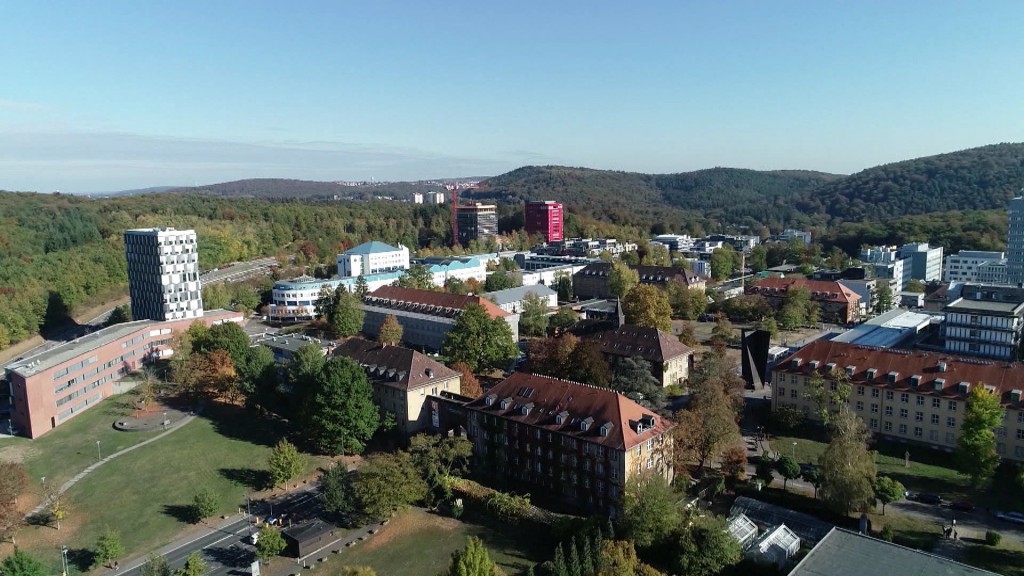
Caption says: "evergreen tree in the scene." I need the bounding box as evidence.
[332,288,365,337]
[354,275,370,301]
[580,536,595,576]
[444,536,497,576]
[552,543,568,576]
[1,548,46,576]
[567,537,582,576]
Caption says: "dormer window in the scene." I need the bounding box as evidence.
[866,368,877,381]
[599,422,612,436]
[790,358,803,369]
[933,378,945,392]
[910,375,921,388]
[887,371,899,384]
[580,417,594,431]
[500,398,512,410]
[958,382,970,394]
[809,360,820,370]
[485,394,497,406]
[845,365,856,377]
[555,410,569,425]
[825,363,837,373]
[521,402,534,416]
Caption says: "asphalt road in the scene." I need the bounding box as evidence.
[117,488,322,576]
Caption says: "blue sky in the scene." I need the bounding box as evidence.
[1,1,1022,193]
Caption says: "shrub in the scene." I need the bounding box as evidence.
[879,525,895,542]
[985,530,1002,546]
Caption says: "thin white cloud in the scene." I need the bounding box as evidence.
[0,99,49,112]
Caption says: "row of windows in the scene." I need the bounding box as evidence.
[52,355,98,381]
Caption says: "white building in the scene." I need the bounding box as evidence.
[899,243,944,282]
[519,264,586,289]
[338,241,410,278]
[978,260,1009,285]
[943,284,1024,361]
[691,240,725,254]
[268,271,405,322]
[419,256,488,286]
[943,250,1006,284]
[124,228,203,322]
[861,245,911,291]
[411,193,424,204]
[651,234,695,252]
[428,191,446,204]
[484,284,558,314]
[780,229,812,244]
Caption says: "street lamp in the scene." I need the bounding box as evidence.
[163,412,168,430]
[60,544,69,576]
[96,440,101,461]
[791,442,797,461]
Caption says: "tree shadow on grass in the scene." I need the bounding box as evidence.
[220,467,271,491]
[204,402,285,448]
[66,547,96,572]
[162,503,198,524]
[204,544,255,569]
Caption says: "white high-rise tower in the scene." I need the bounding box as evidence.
[124,228,203,321]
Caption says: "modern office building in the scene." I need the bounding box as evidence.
[943,284,1024,361]
[411,193,424,204]
[779,229,812,244]
[524,201,564,243]
[650,234,695,253]
[943,250,1006,284]
[465,372,674,516]
[860,245,911,291]
[456,202,498,246]
[337,241,410,278]
[124,228,203,321]
[5,309,242,438]
[772,340,1024,460]
[1007,197,1024,287]
[899,243,944,282]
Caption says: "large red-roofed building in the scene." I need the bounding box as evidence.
[747,277,861,324]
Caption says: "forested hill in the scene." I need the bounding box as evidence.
[801,143,1024,223]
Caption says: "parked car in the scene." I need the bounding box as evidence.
[950,500,975,512]
[914,493,943,505]
[995,511,1024,525]
[799,463,818,477]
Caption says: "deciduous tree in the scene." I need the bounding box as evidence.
[450,361,482,398]
[874,475,905,515]
[442,304,519,372]
[191,487,219,523]
[819,406,877,514]
[622,285,672,332]
[548,307,579,331]
[720,444,748,486]
[0,461,28,536]
[956,384,1004,487]
[755,459,775,488]
[378,314,404,346]
[352,451,427,521]
[0,549,46,576]
[236,344,278,409]
[518,292,550,337]
[671,515,741,576]
[620,474,679,549]
[93,527,125,568]
[319,465,356,520]
[566,340,611,388]
[608,262,639,299]
[267,439,305,489]
[596,540,660,576]
[674,383,739,474]
[484,270,521,292]
[309,357,380,455]
[874,282,893,314]
[141,554,172,576]
[332,288,364,337]
[255,524,286,562]
[409,434,473,506]
[776,455,801,490]
[394,264,436,291]
[175,551,208,576]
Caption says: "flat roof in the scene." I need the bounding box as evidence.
[789,528,998,576]
[831,310,937,348]
[254,334,330,354]
[5,309,238,377]
[483,284,556,306]
[944,298,1024,315]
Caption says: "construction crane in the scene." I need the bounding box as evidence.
[448,184,459,247]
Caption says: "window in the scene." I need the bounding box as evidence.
[791,389,798,398]
[946,432,956,444]
[869,418,878,429]
[900,393,909,403]
[884,421,893,431]
[1017,446,1024,458]
[898,424,907,434]
[1017,429,1024,440]
[790,375,797,384]
[855,401,864,411]
[947,417,956,428]
[931,414,940,425]
[929,430,939,441]
[871,389,880,398]
[916,395,925,406]
[948,401,957,412]
[899,408,908,419]
[914,427,923,438]
[871,403,879,413]
[997,427,1006,438]
[885,406,893,417]
[1018,412,1024,424]
[778,387,786,398]
[886,391,894,401]
[856,387,865,396]
[932,398,941,409]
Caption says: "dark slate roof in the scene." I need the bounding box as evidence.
[587,325,694,364]
[465,372,671,451]
[790,528,999,576]
[334,338,459,391]
[573,263,700,286]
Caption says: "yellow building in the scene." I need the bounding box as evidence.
[334,338,461,439]
[772,340,1024,460]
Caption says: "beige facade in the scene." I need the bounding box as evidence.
[374,374,461,436]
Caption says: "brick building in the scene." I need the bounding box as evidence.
[585,325,694,387]
[572,263,705,300]
[746,277,861,324]
[465,372,673,516]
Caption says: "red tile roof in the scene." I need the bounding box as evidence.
[333,338,460,391]
[367,285,509,318]
[587,325,694,364]
[776,340,1024,404]
[465,372,671,450]
[747,277,860,304]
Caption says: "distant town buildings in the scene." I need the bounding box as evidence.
[534,238,637,258]
[483,284,558,314]
[899,242,944,282]
[124,228,203,321]
[779,229,812,244]
[411,192,424,204]
[1007,196,1024,287]
[943,250,1006,284]
[464,372,674,516]
[650,234,695,253]
[456,202,498,246]
[428,191,446,204]
[524,201,564,243]
[337,241,410,278]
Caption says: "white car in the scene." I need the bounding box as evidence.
[996,511,1024,525]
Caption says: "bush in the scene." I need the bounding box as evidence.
[985,530,1002,546]
[879,525,895,542]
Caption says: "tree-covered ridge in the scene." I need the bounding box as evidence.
[167,178,446,201]
[805,143,1024,222]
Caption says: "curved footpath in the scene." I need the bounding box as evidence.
[26,413,197,518]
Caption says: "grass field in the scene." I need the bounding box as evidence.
[1,400,322,574]
[323,508,548,576]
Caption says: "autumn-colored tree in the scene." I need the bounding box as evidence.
[378,314,404,346]
[452,362,483,398]
[819,406,877,514]
[198,349,239,401]
[528,335,578,378]
[720,445,748,486]
[677,321,698,347]
[567,340,611,388]
[0,460,28,536]
[608,261,639,299]
[622,285,672,332]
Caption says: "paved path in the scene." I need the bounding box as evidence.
[27,413,196,517]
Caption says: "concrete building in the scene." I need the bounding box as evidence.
[267,271,405,322]
[1007,196,1024,287]
[831,308,938,349]
[337,241,410,278]
[977,260,1009,285]
[837,278,877,317]
[573,263,705,300]
[651,234,695,253]
[417,256,488,286]
[585,325,694,387]
[772,340,1024,460]
[943,250,1006,284]
[780,229,811,244]
[525,201,564,243]
[411,193,424,204]
[535,238,637,258]
[484,284,558,314]
[456,202,498,246]
[943,284,1024,361]
[5,309,242,438]
[252,333,334,364]
[362,286,518,351]
[514,254,595,272]
[465,372,673,516]
[334,338,461,438]
[124,228,203,321]
[428,191,446,204]
[518,264,587,290]
[900,243,944,282]
[860,245,911,291]
[746,278,861,324]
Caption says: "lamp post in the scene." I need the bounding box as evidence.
[163,412,168,430]
[60,544,69,576]
[96,440,101,461]
[791,442,797,461]
[246,494,253,535]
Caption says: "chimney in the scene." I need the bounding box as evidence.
[938,361,947,372]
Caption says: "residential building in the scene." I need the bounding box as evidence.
[746,278,861,324]
[456,202,498,246]
[428,191,446,204]
[464,372,673,516]
[651,234,695,253]
[779,229,811,244]
[790,528,999,576]
[1007,196,1024,287]
[943,250,1006,284]
[573,263,705,300]
[362,286,518,351]
[5,309,242,438]
[900,243,944,282]
[484,284,557,314]
[943,284,1024,361]
[124,228,203,321]
[585,325,694,387]
[337,241,410,278]
[837,278,877,317]
[524,201,564,243]
[334,338,461,438]
[771,340,1024,461]
[411,193,424,204]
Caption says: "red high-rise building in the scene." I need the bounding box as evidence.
[524,201,564,242]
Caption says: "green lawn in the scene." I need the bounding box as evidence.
[9,401,319,572]
[322,508,548,576]
[965,542,1024,575]
[0,391,163,490]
